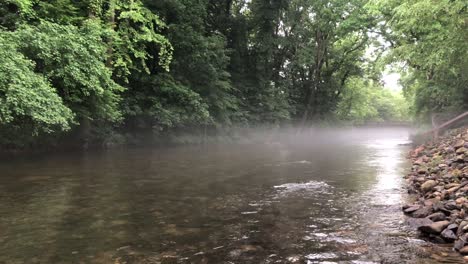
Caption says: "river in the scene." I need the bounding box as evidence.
[0,127,463,263]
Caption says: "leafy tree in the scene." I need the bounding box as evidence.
[0,31,73,146]
[336,77,409,123]
[368,0,468,116]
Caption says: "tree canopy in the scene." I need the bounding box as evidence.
[0,0,465,148]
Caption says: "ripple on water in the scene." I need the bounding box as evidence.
[273,181,331,195]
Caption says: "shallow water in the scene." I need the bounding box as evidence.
[0,127,464,263]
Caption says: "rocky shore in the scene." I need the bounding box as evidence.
[404,127,468,254]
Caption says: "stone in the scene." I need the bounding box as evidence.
[418,220,450,234]
[460,246,468,254]
[416,177,426,182]
[421,180,437,193]
[457,197,467,204]
[418,167,427,174]
[458,221,468,235]
[456,147,467,154]
[445,201,459,210]
[455,140,465,149]
[441,228,457,241]
[455,239,466,251]
[455,234,468,251]
[411,206,433,218]
[406,217,433,230]
[447,186,460,194]
[403,205,420,214]
[446,183,461,189]
[427,212,446,222]
[447,223,459,230]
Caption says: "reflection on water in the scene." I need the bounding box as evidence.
[0,127,462,263]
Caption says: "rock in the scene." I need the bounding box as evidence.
[406,217,433,230]
[447,223,458,230]
[455,234,468,251]
[446,183,461,189]
[403,205,421,214]
[457,197,467,204]
[445,201,459,210]
[412,206,433,218]
[427,212,446,222]
[447,186,460,194]
[456,147,467,154]
[455,140,465,149]
[418,167,428,174]
[441,228,457,241]
[458,221,468,235]
[460,246,468,255]
[416,176,426,182]
[421,180,438,192]
[418,220,450,234]
[455,239,466,251]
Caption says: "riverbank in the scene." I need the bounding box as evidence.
[404,126,468,255]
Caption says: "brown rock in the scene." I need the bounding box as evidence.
[411,206,433,218]
[421,180,437,193]
[427,212,446,222]
[416,177,426,182]
[418,167,428,174]
[403,205,421,214]
[455,140,466,149]
[446,183,461,189]
[456,147,467,154]
[460,246,468,255]
[418,220,450,234]
[447,186,460,194]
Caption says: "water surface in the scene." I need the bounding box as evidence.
[0,127,462,263]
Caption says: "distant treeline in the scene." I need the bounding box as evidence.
[0,0,466,149]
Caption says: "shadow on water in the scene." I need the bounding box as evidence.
[0,127,465,263]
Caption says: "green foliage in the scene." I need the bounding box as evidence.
[0,35,73,132]
[368,0,468,116]
[123,73,210,130]
[336,77,410,123]
[11,21,123,123]
[111,0,173,77]
[144,0,238,127]
[2,0,465,149]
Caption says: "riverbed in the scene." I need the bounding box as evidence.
[0,127,463,263]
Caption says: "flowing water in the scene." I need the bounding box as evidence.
[0,127,464,263]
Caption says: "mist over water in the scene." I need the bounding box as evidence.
[0,126,461,263]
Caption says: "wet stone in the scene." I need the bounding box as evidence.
[427,212,446,222]
[459,246,468,255]
[441,228,457,241]
[411,206,433,218]
[403,205,420,214]
[418,220,450,234]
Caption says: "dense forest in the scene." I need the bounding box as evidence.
[0,0,466,149]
